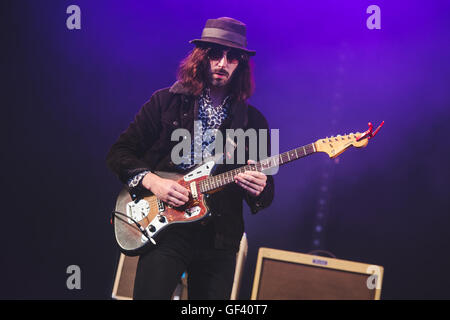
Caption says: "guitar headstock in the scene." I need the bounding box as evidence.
[314,133,369,158]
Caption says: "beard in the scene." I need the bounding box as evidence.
[209,69,230,87]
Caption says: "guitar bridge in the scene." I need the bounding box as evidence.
[157,198,165,213]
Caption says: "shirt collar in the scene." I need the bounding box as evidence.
[201,87,231,109]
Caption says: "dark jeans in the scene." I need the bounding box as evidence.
[133,220,237,300]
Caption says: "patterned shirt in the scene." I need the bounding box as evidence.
[176,88,231,170]
[127,88,231,187]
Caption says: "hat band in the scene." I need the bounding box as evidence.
[201,27,247,47]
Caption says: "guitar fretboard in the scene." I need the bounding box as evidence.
[198,143,316,193]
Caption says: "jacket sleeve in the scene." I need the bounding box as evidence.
[244,174,275,214]
[106,92,162,185]
[243,106,275,214]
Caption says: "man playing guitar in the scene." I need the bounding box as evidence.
[107,17,275,300]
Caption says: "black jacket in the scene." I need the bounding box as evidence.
[106,81,275,250]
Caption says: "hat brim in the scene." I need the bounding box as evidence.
[190,38,256,56]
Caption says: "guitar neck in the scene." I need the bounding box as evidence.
[199,143,317,193]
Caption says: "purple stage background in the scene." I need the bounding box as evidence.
[2,0,450,299]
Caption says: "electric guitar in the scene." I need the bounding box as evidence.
[112,122,384,256]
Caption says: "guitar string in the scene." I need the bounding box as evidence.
[199,144,315,192]
[124,144,316,225]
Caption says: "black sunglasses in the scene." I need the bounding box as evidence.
[208,47,243,64]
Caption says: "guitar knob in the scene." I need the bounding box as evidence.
[149,225,156,232]
[158,216,166,223]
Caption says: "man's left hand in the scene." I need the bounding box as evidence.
[234,160,267,197]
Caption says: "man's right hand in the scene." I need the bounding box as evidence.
[141,172,190,207]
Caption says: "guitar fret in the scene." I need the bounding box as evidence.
[198,143,318,194]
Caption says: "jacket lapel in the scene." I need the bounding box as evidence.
[169,80,249,130]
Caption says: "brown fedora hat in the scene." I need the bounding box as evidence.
[190,17,256,56]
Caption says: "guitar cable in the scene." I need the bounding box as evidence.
[111,210,151,241]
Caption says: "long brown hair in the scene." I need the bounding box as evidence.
[176,46,254,102]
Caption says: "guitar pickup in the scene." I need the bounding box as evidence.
[190,181,198,200]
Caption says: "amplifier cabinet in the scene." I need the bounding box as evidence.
[251,247,383,300]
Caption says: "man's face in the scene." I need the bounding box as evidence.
[207,46,242,88]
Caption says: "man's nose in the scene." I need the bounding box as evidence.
[217,54,228,67]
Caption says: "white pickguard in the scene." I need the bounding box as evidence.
[126,200,150,225]
[124,161,217,244]
[183,160,215,181]
[141,204,203,243]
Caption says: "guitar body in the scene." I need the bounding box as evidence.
[113,161,216,256]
